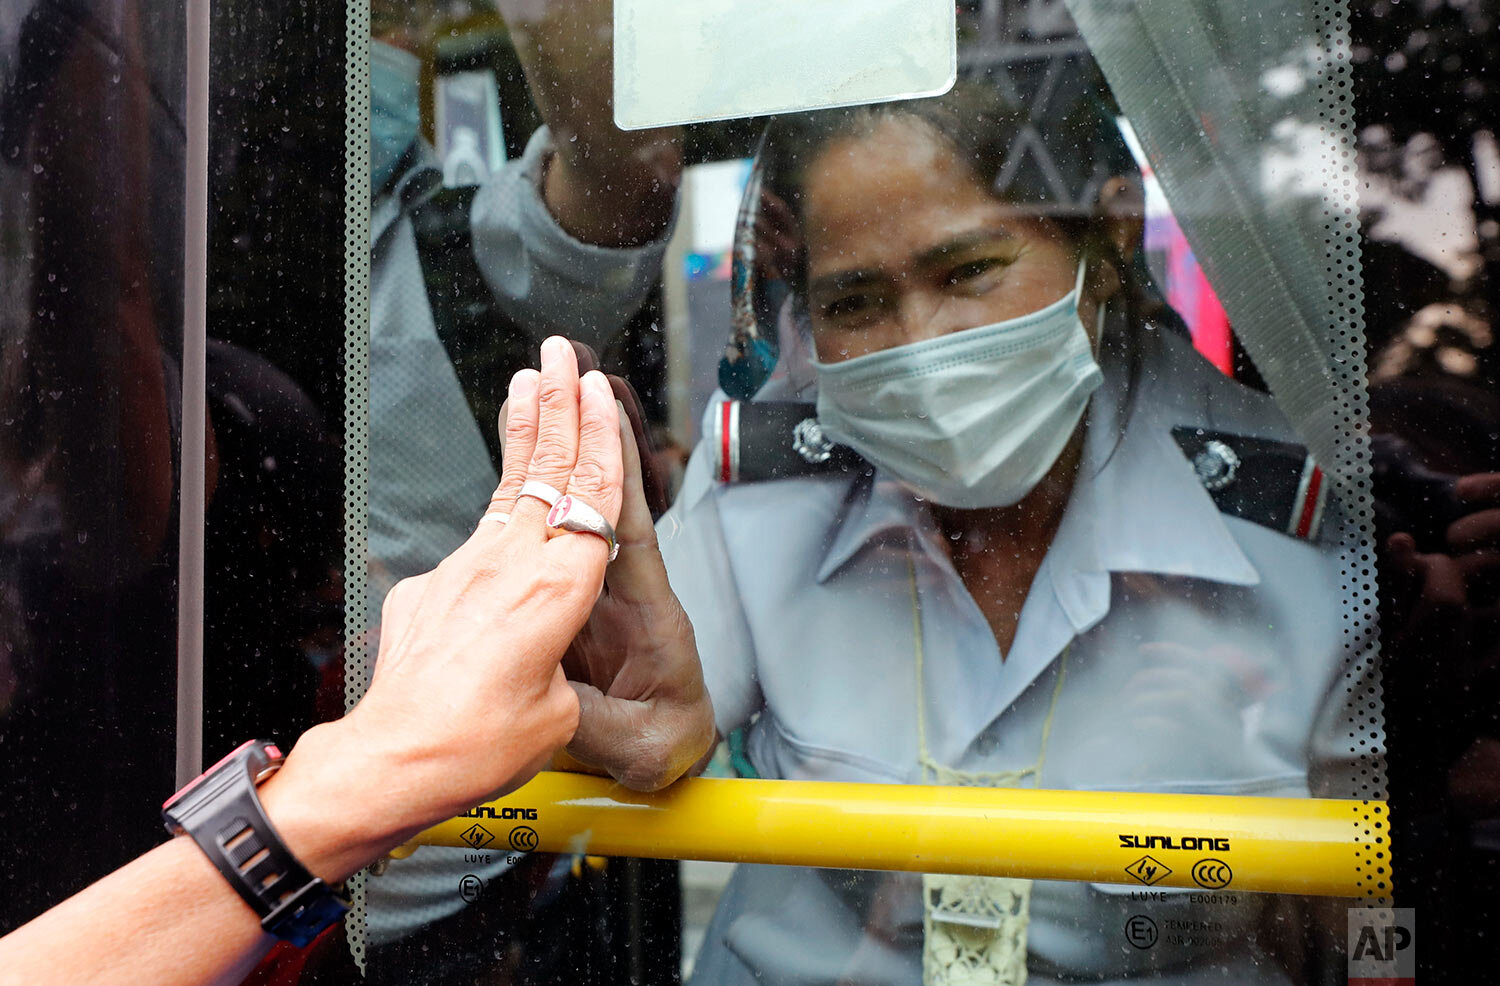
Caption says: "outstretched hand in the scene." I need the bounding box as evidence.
[498,343,715,791]
[262,336,625,880]
[0,339,638,986]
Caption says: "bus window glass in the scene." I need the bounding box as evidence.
[7,1,1500,984]
[351,1,1395,983]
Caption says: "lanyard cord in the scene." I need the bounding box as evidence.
[908,549,1069,786]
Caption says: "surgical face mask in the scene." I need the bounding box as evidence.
[813,261,1104,509]
[371,40,421,190]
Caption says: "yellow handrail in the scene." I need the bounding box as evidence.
[400,772,1388,898]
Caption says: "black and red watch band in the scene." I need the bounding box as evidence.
[162,739,347,947]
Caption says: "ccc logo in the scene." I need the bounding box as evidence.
[1191,858,1232,889]
[509,825,540,852]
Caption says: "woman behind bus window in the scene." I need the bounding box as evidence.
[609,71,1367,984]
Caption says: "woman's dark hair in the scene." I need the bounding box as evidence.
[757,81,1171,328]
[761,84,1031,231]
[766,85,1006,192]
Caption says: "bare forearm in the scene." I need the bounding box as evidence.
[0,722,414,986]
[0,344,624,984]
[504,1,682,245]
[0,838,273,986]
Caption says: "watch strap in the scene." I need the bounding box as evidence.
[162,740,348,947]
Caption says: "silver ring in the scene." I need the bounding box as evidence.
[518,480,564,508]
[545,494,619,561]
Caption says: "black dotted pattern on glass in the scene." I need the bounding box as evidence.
[1313,0,1389,902]
[342,0,373,968]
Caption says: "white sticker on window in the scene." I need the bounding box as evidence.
[613,0,957,130]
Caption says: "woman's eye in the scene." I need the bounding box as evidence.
[821,294,879,320]
[945,258,1003,286]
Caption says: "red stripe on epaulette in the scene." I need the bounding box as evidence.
[1291,460,1325,540]
[719,401,734,483]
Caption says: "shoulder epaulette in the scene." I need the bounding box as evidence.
[711,400,866,484]
[1170,427,1326,541]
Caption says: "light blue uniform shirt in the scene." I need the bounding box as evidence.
[660,322,1375,985]
[365,129,673,944]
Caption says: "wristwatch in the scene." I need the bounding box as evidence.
[162,739,348,947]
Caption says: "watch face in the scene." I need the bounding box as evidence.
[162,739,283,812]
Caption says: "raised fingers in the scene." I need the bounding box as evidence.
[607,374,668,518]
[485,369,541,522]
[563,371,625,533]
[513,336,583,526]
[1456,472,1500,505]
[615,395,656,545]
[1448,507,1500,550]
[602,396,680,598]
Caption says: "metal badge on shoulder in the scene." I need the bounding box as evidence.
[711,400,866,484]
[1171,427,1327,541]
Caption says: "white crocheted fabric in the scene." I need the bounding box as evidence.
[923,872,1031,986]
[915,669,1046,986]
[907,555,1067,986]
[918,762,1034,986]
